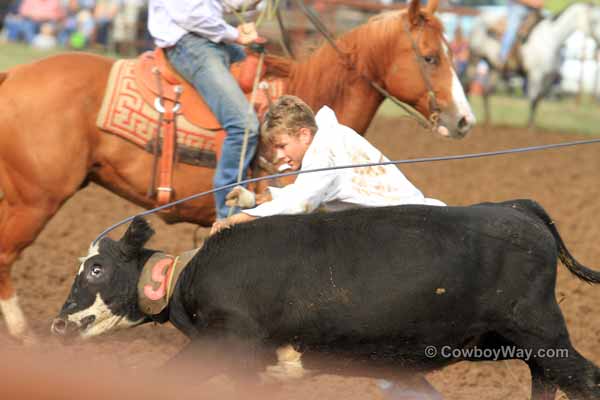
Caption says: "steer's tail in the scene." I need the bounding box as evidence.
[0,72,6,86]
[508,199,600,284]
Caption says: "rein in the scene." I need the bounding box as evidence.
[293,0,437,131]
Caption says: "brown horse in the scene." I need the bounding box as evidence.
[0,0,474,338]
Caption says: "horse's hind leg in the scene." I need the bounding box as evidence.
[0,199,58,338]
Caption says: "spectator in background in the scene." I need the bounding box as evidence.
[18,0,65,43]
[499,0,544,69]
[112,0,144,55]
[469,59,490,96]
[2,0,24,42]
[31,20,57,48]
[450,26,469,81]
[93,0,118,47]
[0,0,13,30]
[58,0,95,47]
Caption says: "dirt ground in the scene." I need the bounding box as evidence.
[1,117,599,399]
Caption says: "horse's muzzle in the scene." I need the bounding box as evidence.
[437,110,475,138]
[456,114,475,137]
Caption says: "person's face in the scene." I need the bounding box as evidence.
[271,128,313,170]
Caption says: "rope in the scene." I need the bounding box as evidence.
[92,137,600,245]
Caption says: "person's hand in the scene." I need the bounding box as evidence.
[210,213,257,236]
[210,219,232,236]
[235,22,258,45]
[225,186,256,209]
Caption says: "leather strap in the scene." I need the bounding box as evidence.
[157,106,177,205]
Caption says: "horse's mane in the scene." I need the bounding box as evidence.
[264,10,445,106]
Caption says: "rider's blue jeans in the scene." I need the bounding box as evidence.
[499,0,530,63]
[166,33,259,220]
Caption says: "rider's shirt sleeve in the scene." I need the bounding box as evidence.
[244,139,338,217]
[163,0,239,43]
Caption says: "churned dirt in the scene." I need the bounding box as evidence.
[1,117,599,399]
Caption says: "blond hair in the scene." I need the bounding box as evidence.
[261,95,318,143]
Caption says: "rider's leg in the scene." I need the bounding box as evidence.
[166,34,260,220]
[499,0,530,65]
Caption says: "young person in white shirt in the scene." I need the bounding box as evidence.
[210,95,445,235]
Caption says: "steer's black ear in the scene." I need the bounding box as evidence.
[120,216,155,259]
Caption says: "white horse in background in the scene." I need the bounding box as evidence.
[468,2,600,126]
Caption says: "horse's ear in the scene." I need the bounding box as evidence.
[408,0,422,26]
[426,0,439,15]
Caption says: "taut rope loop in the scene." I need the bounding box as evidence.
[93,137,600,245]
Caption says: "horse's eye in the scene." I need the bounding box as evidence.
[423,56,438,65]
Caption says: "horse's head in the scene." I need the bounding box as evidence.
[373,0,475,138]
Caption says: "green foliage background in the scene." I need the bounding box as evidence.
[545,0,600,13]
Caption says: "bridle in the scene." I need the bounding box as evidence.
[294,0,442,132]
[401,16,442,131]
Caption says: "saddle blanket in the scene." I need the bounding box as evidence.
[98,57,286,169]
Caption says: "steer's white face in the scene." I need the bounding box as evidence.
[59,291,144,339]
[52,218,155,339]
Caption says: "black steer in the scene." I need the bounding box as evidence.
[53,199,600,399]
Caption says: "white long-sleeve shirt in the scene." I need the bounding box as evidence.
[148,0,246,47]
[245,106,445,218]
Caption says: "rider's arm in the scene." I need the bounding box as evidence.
[243,138,339,217]
[163,0,239,43]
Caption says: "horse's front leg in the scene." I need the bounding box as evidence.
[0,199,61,341]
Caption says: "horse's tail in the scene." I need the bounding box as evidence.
[509,199,600,284]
